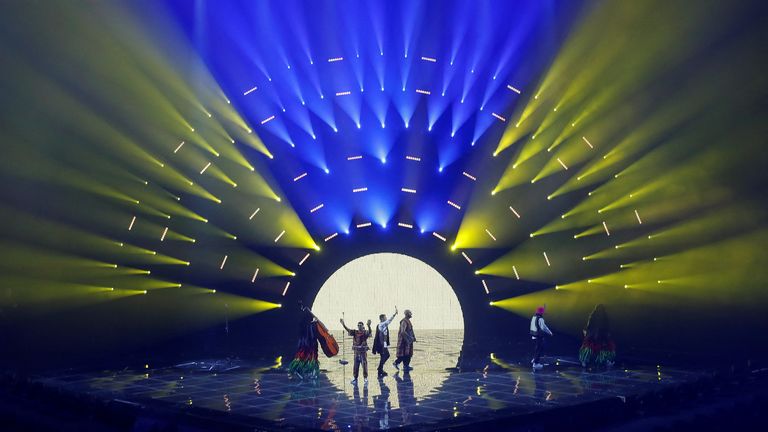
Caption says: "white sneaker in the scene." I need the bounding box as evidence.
[351,378,358,384]
[533,363,543,369]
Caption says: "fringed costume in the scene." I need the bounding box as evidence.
[579,304,616,367]
[289,308,320,379]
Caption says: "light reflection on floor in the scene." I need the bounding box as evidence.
[35,330,704,431]
[326,329,463,409]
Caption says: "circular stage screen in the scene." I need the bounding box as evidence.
[312,252,464,330]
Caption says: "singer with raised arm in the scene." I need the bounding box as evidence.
[372,306,398,377]
[341,317,372,385]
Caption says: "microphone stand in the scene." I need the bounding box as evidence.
[339,312,349,365]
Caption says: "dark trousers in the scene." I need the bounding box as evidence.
[394,354,412,368]
[377,347,390,372]
[532,337,545,363]
[353,350,368,379]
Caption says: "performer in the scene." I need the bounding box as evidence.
[341,318,372,385]
[288,304,338,379]
[579,304,616,367]
[288,305,320,379]
[530,305,553,369]
[372,307,398,377]
[393,309,416,371]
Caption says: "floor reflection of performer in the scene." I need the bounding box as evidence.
[352,376,368,430]
[393,309,416,371]
[352,378,370,430]
[374,377,391,430]
[395,371,416,425]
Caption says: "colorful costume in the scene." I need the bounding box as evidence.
[579,304,616,367]
[347,326,372,380]
[288,308,320,379]
[394,317,416,369]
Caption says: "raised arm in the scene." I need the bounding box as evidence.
[366,319,372,336]
[340,318,351,332]
[385,307,398,325]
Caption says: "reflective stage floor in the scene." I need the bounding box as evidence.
[33,331,706,431]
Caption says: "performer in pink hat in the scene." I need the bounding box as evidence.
[530,305,553,369]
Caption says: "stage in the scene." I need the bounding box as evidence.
[32,331,707,431]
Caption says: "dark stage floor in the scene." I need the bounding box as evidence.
[32,331,706,431]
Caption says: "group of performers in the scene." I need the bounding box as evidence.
[288,305,416,385]
[288,302,615,381]
[530,303,616,369]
